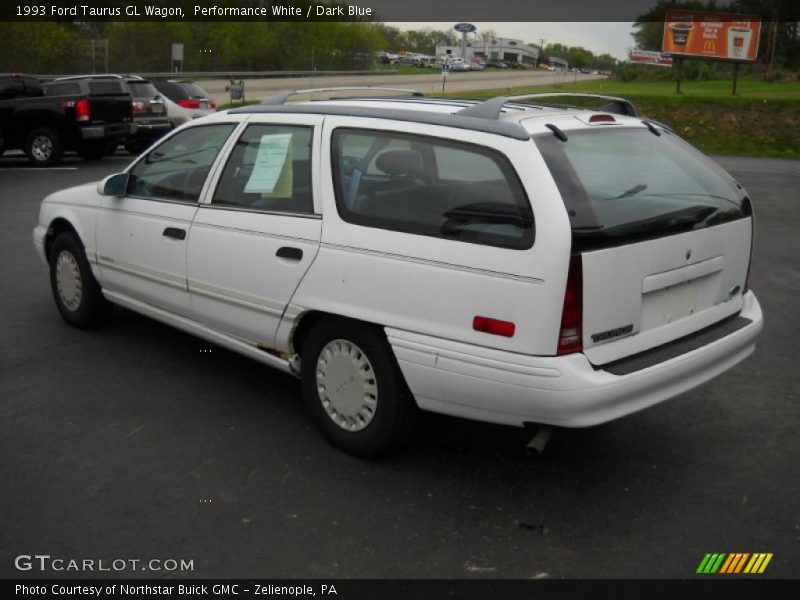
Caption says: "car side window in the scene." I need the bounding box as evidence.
[127,124,235,203]
[212,124,314,214]
[332,128,534,249]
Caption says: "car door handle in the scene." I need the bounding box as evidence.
[276,246,303,261]
[163,227,186,240]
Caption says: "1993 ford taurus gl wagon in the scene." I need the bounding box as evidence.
[33,89,764,456]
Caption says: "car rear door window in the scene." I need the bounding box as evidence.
[127,124,235,203]
[332,129,533,249]
[212,124,314,214]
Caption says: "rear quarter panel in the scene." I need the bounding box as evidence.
[288,116,572,355]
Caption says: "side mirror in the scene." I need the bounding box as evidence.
[98,173,129,197]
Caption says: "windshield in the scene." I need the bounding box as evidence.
[534,128,750,250]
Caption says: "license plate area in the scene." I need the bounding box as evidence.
[641,268,723,329]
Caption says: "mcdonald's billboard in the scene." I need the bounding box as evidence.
[662,9,761,61]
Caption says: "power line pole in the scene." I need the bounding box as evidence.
[762,0,779,81]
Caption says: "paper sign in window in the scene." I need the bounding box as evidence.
[244,133,292,194]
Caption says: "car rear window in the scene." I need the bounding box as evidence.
[88,80,125,94]
[534,128,750,251]
[127,81,159,98]
[175,83,208,99]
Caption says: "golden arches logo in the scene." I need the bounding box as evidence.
[704,39,717,51]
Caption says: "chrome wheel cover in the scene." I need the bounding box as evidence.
[316,339,378,432]
[55,250,82,312]
[31,135,53,162]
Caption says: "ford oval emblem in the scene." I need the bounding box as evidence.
[686,249,692,260]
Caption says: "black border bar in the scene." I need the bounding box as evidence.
[4,579,800,600]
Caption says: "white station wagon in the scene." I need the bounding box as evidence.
[33,88,764,456]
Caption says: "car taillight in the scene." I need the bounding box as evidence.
[132,101,146,113]
[589,114,615,123]
[557,254,583,355]
[178,99,200,109]
[75,98,91,122]
[742,197,754,294]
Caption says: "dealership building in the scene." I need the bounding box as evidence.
[435,37,540,65]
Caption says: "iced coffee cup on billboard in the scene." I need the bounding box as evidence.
[728,27,752,59]
[669,22,694,46]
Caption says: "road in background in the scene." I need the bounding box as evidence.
[198,70,605,104]
[0,153,797,578]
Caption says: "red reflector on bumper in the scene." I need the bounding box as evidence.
[473,316,516,338]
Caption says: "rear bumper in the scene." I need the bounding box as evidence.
[387,292,763,428]
[80,123,135,140]
[131,122,171,135]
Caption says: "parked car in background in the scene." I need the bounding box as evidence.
[34,89,764,456]
[378,52,399,65]
[470,58,486,71]
[48,74,172,155]
[152,80,216,127]
[0,73,133,165]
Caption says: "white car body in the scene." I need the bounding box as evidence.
[157,94,216,127]
[33,95,763,439]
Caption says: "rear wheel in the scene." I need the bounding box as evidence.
[49,231,111,328]
[25,127,63,166]
[301,318,417,457]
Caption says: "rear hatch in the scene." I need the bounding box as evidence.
[126,79,168,123]
[535,126,753,365]
[172,81,216,112]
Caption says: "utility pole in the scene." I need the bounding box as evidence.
[765,6,779,81]
[539,38,546,63]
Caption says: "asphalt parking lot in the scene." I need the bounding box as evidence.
[0,151,798,579]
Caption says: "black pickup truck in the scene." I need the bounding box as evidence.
[0,74,134,166]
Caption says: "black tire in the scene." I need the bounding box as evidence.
[78,141,106,161]
[25,127,63,166]
[49,231,111,328]
[301,318,418,457]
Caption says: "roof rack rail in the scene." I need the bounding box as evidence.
[261,86,425,105]
[457,93,637,120]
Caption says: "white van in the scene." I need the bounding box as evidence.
[33,89,763,456]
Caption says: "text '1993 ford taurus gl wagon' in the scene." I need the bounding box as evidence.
[33,88,763,456]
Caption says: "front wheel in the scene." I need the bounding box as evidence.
[301,318,418,457]
[49,231,111,328]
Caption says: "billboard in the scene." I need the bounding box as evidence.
[631,50,673,67]
[662,9,761,61]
